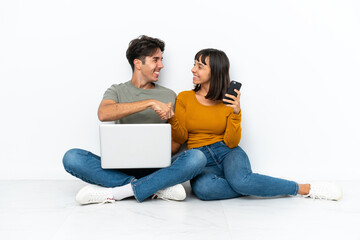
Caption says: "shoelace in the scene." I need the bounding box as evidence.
[100,198,115,204]
[304,193,323,200]
[152,191,172,201]
[305,185,331,200]
[303,183,341,201]
[88,191,115,204]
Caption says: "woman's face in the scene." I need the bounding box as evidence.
[191,56,211,86]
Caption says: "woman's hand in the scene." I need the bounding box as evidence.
[223,89,241,114]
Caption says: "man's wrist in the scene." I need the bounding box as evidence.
[147,99,157,110]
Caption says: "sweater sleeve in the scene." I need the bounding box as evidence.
[223,111,242,148]
[168,94,188,144]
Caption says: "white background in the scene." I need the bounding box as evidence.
[0,0,359,181]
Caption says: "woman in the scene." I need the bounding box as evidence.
[164,48,342,201]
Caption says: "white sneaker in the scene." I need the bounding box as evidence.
[75,185,115,205]
[304,182,342,201]
[152,184,186,201]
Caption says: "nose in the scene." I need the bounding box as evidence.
[191,65,196,73]
[158,60,164,69]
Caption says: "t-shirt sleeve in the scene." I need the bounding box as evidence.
[102,85,119,102]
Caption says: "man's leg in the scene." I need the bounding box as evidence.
[131,149,207,202]
[63,148,135,187]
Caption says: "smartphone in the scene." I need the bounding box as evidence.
[223,80,242,105]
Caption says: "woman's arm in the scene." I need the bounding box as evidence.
[168,96,188,144]
[223,112,242,148]
[223,89,242,148]
[171,140,181,154]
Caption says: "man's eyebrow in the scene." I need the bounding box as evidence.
[152,57,163,60]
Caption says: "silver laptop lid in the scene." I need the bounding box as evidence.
[100,124,171,169]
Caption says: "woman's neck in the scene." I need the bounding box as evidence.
[195,85,220,106]
[197,83,209,96]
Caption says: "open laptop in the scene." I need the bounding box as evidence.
[99,124,171,169]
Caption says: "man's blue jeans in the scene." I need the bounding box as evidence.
[191,141,299,200]
[63,148,207,202]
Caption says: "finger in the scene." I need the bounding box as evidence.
[156,110,164,114]
[223,98,235,104]
[234,89,241,99]
[168,108,173,119]
[156,110,167,118]
[225,94,237,101]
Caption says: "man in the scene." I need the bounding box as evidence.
[63,35,207,204]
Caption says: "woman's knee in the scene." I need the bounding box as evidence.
[228,147,249,161]
[183,149,207,171]
[191,177,212,201]
[227,171,253,194]
[224,147,252,173]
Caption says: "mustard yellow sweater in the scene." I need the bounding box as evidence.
[169,90,242,149]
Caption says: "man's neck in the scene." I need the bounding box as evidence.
[131,76,155,89]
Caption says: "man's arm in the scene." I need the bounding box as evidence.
[98,99,171,122]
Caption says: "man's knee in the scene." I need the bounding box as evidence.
[62,148,83,171]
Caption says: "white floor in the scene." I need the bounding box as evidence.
[0,180,359,240]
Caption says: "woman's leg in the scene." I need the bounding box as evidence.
[191,165,243,200]
[223,147,299,197]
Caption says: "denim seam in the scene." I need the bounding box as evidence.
[294,182,300,196]
[64,168,97,186]
[205,145,222,170]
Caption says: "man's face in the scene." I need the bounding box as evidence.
[139,48,164,83]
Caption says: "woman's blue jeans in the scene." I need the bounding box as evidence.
[63,148,207,202]
[191,141,299,200]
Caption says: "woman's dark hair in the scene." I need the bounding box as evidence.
[126,35,165,71]
[193,48,230,101]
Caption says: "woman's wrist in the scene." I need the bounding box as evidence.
[234,108,241,115]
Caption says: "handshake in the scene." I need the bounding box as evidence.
[152,100,174,120]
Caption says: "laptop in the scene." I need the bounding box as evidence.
[100,124,171,169]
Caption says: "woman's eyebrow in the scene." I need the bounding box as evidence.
[195,61,206,66]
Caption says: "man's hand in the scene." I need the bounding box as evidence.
[154,102,174,120]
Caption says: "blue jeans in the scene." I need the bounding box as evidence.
[190,141,299,200]
[63,148,207,202]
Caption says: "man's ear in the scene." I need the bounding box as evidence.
[133,59,142,70]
